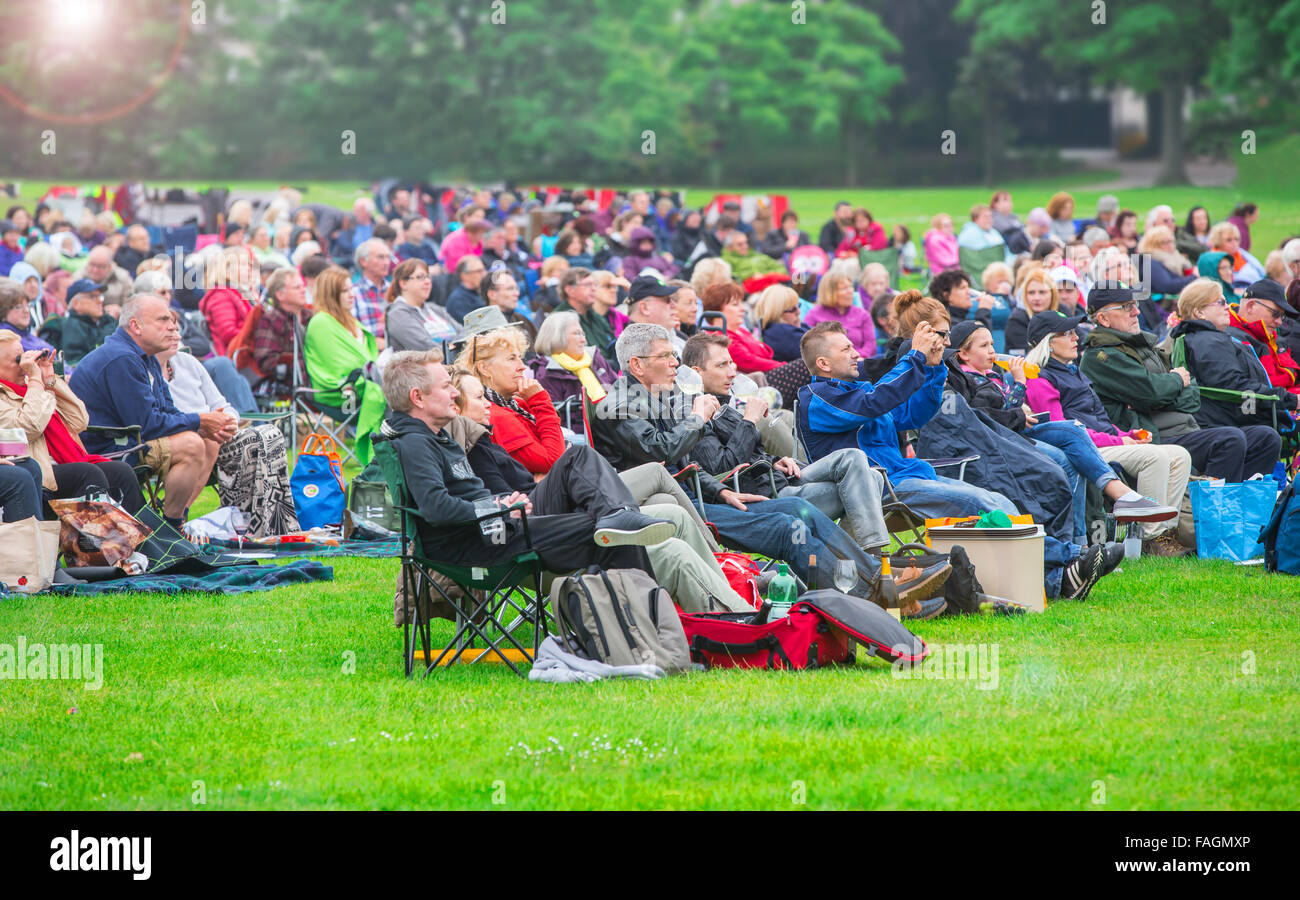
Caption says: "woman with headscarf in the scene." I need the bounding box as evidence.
[1197,251,1237,298]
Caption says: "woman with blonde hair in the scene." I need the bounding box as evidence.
[1003,265,1059,352]
[459,325,564,475]
[1137,225,1195,297]
[803,269,875,357]
[303,266,386,464]
[23,241,60,279]
[752,283,807,363]
[1208,221,1267,285]
[689,256,732,299]
[199,246,261,356]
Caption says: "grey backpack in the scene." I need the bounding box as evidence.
[549,567,692,672]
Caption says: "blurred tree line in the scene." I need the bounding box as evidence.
[0,0,1292,186]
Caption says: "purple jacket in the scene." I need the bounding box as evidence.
[620,226,679,282]
[528,349,618,409]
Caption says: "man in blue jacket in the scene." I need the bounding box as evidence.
[797,321,1122,601]
[70,294,234,529]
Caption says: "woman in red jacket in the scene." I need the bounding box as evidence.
[700,281,810,409]
[459,324,565,475]
[199,247,261,356]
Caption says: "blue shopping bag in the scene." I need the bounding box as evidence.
[1188,479,1278,562]
[291,434,346,529]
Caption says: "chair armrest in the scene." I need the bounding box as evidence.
[925,455,980,468]
[83,424,143,448]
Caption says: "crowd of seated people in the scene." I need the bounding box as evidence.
[0,184,1296,618]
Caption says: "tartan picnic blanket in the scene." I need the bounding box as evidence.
[202,538,400,558]
[31,560,335,597]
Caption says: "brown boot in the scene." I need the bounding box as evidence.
[1141,531,1195,558]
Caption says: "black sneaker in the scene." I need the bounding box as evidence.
[593,509,675,548]
[902,596,948,620]
[1061,545,1103,601]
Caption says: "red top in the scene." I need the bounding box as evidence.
[727,327,781,373]
[200,287,254,356]
[489,389,565,475]
[1231,309,1300,392]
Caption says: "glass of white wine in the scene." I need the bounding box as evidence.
[834,559,857,594]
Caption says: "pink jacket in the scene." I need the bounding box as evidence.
[199,287,254,357]
[1024,378,1137,448]
[439,229,482,271]
[802,303,877,358]
[923,229,959,273]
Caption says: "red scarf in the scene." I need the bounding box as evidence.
[1,379,104,465]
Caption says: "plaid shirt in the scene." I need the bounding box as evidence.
[252,305,313,386]
[351,277,389,339]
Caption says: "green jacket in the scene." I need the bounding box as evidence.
[62,312,118,366]
[1078,325,1201,441]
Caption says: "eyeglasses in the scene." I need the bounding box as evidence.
[636,351,679,362]
[1101,301,1140,314]
[1210,298,1229,308]
[1256,301,1284,322]
[932,329,951,339]
[783,307,799,314]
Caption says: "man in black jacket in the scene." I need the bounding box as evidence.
[817,202,854,256]
[591,323,951,616]
[378,352,669,573]
[681,331,892,552]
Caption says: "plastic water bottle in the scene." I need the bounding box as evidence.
[1123,533,1142,560]
[767,561,797,619]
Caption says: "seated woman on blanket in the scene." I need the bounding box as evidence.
[447,368,750,613]
[156,314,299,538]
[943,314,1177,546]
[303,265,387,465]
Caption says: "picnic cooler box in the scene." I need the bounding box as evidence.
[925,518,1046,612]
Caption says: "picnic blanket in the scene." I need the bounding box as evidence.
[31,560,334,597]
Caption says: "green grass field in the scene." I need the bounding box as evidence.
[3,152,1298,810]
[2,554,1296,810]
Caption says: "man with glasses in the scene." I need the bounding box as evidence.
[446,255,488,324]
[592,323,953,618]
[60,279,117,367]
[626,275,684,354]
[479,265,536,344]
[1081,287,1281,481]
[554,266,614,354]
[1227,279,1300,393]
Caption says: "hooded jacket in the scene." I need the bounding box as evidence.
[797,348,947,481]
[1079,325,1201,440]
[1226,307,1300,393]
[378,411,516,552]
[446,415,537,496]
[943,354,1029,432]
[620,226,678,282]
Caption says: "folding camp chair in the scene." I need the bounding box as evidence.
[82,424,165,512]
[289,327,361,467]
[857,247,900,290]
[956,245,1007,281]
[372,437,550,678]
[1171,334,1284,433]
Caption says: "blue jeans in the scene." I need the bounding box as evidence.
[1028,420,1118,545]
[702,496,882,598]
[892,473,1081,598]
[778,447,890,549]
[204,356,258,413]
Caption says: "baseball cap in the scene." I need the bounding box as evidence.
[1242,279,1298,317]
[1048,265,1081,287]
[66,278,103,303]
[1027,310,1087,347]
[1086,286,1141,314]
[948,318,987,349]
[628,274,676,301]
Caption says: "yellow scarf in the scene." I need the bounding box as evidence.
[552,350,607,402]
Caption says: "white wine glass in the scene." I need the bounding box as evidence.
[834,559,857,594]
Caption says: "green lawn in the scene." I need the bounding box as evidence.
[1,552,1296,810]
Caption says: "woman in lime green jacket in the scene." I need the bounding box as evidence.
[303,266,386,464]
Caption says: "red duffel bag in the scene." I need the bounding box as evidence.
[713,551,762,609]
